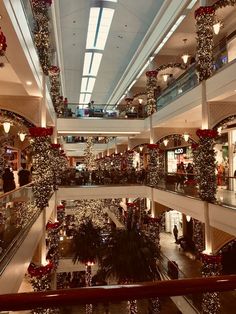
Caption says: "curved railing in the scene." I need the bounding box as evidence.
[0,275,235,311]
[0,183,39,271]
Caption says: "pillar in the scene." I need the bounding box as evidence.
[145,70,158,116]
[40,74,47,128]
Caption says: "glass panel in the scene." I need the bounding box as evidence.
[156,65,199,110]
[0,185,39,267]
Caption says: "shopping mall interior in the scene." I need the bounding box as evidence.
[0,0,236,313]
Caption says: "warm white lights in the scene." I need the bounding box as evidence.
[186,215,191,222]
[18,132,27,142]
[163,74,169,82]
[182,39,190,64]
[182,53,190,64]
[213,21,221,35]
[26,81,32,86]
[217,126,222,135]
[3,122,11,133]
[163,139,169,146]
[138,98,143,104]
[183,133,190,142]
[139,146,143,152]
[86,7,115,50]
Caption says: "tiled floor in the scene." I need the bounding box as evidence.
[160,232,236,313]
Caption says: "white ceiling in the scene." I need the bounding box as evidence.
[58,0,164,104]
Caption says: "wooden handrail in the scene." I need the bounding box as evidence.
[0,275,236,311]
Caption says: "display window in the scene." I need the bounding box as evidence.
[166,146,193,173]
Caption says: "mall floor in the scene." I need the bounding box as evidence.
[160,232,236,313]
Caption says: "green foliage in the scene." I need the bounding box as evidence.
[100,228,160,283]
[73,219,102,265]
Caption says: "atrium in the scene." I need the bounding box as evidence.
[0,0,236,313]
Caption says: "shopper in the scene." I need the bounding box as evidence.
[2,167,16,193]
[18,164,31,187]
[173,225,179,243]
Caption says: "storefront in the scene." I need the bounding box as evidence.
[214,133,229,188]
[166,146,193,173]
[164,210,183,237]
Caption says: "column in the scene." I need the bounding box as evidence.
[145,70,158,116]
[201,253,222,314]
[41,74,47,128]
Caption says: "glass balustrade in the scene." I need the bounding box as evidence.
[0,184,39,268]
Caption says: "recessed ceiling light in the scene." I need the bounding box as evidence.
[26,81,32,86]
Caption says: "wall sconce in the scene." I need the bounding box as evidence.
[183,133,190,142]
[139,146,143,152]
[163,74,169,82]
[163,139,169,146]
[213,17,223,35]
[181,39,190,64]
[186,215,191,222]
[3,122,11,133]
[18,132,27,142]
[138,98,143,104]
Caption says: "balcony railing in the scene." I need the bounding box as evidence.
[0,275,235,312]
[0,184,39,271]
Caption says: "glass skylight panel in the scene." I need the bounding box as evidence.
[86,77,96,92]
[86,8,100,49]
[103,0,117,2]
[95,8,114,50]
[81,77,89,92]
[79,93,91,104]
[83,52,93,76]
[90,53,103,76]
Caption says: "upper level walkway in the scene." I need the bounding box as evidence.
[58,182,236,238]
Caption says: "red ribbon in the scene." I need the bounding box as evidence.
[195,6,215,18]
[29,127,53,137]
[146,70,158,77]
[196,129,218,139]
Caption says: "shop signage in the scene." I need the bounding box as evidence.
[174,147,186,155]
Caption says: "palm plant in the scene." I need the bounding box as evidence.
[100,227,160,313]
[73,218,102,286]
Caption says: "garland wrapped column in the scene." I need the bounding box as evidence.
[48,66,64,116]
[146,71,158,116]
[84,137,96,172]
[201,253,222,314]
[193,129,218,202]
[51,144,68,189]
[193,218,205,253]
[31,0,52,75]
[195,6,215,81]
[29,127,54,209]
[147,144,164,187]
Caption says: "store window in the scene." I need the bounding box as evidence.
[166,146,193,173]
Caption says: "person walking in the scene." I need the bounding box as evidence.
[173,225,178,243]
[2,167,16,193]
[18,164,31,187]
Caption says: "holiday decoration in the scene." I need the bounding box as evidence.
[193,129,218,202]
[144,216,162,251]
[31,0,52,75]
[213,0,236,10]
[146,71,157,116]
[48,66,65,116]
[195,6,215,81]
[125,150,134,171]
[155,62,185,72]
[201,253,222,314]
[73,199,108,228]
[50,143,68,190]
[29,127,54,209]
[193,218,205,253]
[147,144,164,187]
[28,261,54,291]
[84,137,96,174]
[0,27,7,67]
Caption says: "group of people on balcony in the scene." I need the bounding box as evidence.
[175,162,194,190]
[1,164,31,194]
